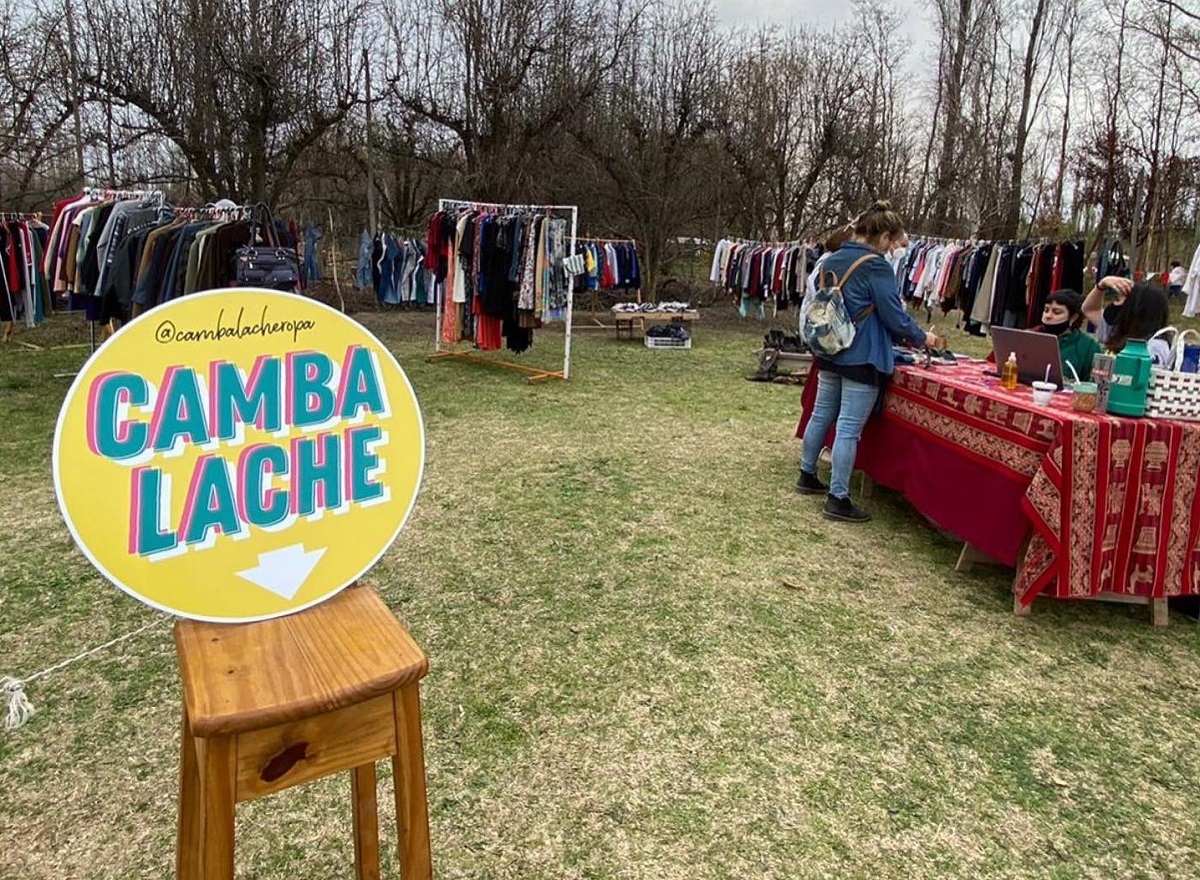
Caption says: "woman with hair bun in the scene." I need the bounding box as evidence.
[798,200,943,524]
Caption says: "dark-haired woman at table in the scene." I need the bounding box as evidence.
[1039,290,1101,381]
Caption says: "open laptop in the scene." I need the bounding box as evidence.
[990,326,1064,389]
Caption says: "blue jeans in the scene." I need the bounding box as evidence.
[800,370,880,499]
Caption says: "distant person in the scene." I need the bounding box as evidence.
[798,201,943,524]
[804,225,853,301]
[1169,260,1186,299]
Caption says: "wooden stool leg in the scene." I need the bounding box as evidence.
[197,736,236,880]
[352,764,381,880]
[177,710,202,880]
[392,684,432,880]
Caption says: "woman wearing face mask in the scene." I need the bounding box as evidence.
[798,201,943,523]
[1103,281,1172,365]
[1082,274,1134,346]
[1036,290,1101,381]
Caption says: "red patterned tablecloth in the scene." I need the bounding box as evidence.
[798,361,1200,605]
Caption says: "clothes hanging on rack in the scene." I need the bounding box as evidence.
[572,239,641,293]
[899,236,1085,333]
[0,215,51,327]
[1182,240,1200,318]
[42,189,168,321]
[303,220,322,284]
[709,238,813,318]
[1097,238,1129,280]
[426,207,570,354]
[44,190,163,320]
[360,231,430,306]
[43,194,297,324]
[356,231,374,291]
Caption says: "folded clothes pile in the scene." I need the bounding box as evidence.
[613,301,692,313]
[646,324,691,340]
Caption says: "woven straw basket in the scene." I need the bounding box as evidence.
[1146,327,1200,421]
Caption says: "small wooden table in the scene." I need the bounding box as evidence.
[612,308,699,340]
[174,585,432,879]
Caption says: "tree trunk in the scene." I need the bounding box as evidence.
[1000,0,1051,239]
[1090,0,1130,259]
[1052,1,1076,221]
[929,0,974,233]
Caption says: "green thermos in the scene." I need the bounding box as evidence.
[1106,338,1153,417]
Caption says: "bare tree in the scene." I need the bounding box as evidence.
[80,0,368,202]
[999,0,1064,238]
[0,0,91,206]
[570,0,724,297]
[1051,0,1082,222]
[387,0,645,201]
[926,0,983,232]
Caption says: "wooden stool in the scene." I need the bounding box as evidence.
[173,585,432,879]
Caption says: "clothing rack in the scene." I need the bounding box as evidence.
[0,209,51,344]
[173,204,253,219]
[432,197,579,382]
[49,190,234,378]
[575,235,644,312]
[725,235,804,248]
[577,235,639,245]
[83,187,164,203]
[438,198,573,216]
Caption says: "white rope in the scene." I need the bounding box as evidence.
[2,617,169,731]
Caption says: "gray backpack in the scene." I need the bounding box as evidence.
[800,254,880,356]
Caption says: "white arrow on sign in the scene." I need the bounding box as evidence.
[237,544,327,600]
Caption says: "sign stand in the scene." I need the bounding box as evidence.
[174,585,432,879]
[50,287,433,873]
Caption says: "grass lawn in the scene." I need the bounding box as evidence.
[3,304,1200,879]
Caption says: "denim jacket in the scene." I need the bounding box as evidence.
[356,231,373,290]
[818,241,927,376]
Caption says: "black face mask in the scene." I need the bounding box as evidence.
[1103,302,1124,327]
[1043,320,1070,336]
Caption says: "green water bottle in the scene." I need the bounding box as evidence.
[1106,338,1152,417]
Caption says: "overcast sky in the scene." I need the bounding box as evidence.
[712,0,938,67]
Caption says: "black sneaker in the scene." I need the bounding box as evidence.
[796,469,828,495]
[823,494,871,523]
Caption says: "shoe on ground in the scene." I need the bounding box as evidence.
[796,469,828,495]
[823,494,871,523]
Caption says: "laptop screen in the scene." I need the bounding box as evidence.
[990,326,1064,388]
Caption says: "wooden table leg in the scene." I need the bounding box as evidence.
[177,710,202,880]
[392,684,432,880]
[197,736,236,880]
[1152,597,1169,628]
[956,542,1000,573]
[1013,591,1032,617]
[1011,538,1032,617]
[352,764,381,880]
[860,473,875,499]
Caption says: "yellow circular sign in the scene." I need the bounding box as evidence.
[53,288,424,623]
